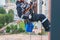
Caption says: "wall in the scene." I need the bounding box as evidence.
[0,0,5,6]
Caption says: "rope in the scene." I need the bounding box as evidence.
[29,32,31,40]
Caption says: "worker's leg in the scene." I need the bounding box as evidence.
[30,14,50,32]
[38,14,51,32]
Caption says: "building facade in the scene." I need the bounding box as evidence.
[0,0,5,7]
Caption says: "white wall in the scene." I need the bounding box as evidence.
[42,0,48,16]
[0,0,5,6]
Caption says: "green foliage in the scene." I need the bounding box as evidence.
[19,21,25,30]
[5,14,14,23]
[0,7,6,14]
[0,14,5,25]
[10,25,17,31]
[0,14,14,28]
[18,28,25,33]
[8,9,14,14]
[5,24,25,34]
[10,24,25,33]
[0,24,4,28]
[6,26,11,33]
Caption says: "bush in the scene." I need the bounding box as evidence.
[0,14,6,28]
[5,24,25,34]
[11,25,25,33]
[1,14,13,23]
[10,25,17,31]
[0,24,4,28]
[0,14,14,28]
[14,25,17,30]
[18,28,25,33]
[6,26,11,33]
[9,24,25,33]
[19,21,25,30]
[10,24,25,33]
[8,9,14,14]
[5,14,14,23]
[0,7,6,14]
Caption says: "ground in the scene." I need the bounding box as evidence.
[0,34,48,40]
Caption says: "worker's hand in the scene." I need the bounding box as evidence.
[29,14,32,19]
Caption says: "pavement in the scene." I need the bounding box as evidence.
[0,34,48,40]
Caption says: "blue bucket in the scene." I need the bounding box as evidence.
[25,22,34,32]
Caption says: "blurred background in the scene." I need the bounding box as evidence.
[0,0,50,40]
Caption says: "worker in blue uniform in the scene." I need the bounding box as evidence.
[16,0,50,32]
